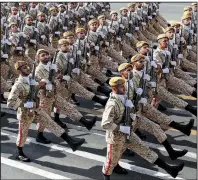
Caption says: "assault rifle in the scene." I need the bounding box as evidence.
[48,50,58,83]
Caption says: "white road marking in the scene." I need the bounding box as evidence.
[1,132,183,180]
[1,157,70,179]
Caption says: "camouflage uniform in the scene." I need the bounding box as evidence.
[7,75,65,147]
[102,93,158,175]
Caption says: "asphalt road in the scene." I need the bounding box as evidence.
[1,3,197,180]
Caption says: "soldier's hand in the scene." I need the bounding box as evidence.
[39,81,47,89]
[119,126,131,135]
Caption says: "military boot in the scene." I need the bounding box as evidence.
[185,104,197,116]
[97,86,112,97]
[61,133,85,152]
[113,164,128,174]
[135,128,146,140]
[54,113,68,129]
[1,94,7,104]
[191,90,197,98]
[15,147,31,162]
[103,174,110,180]
[92,95,108,106]
[71,93,80,105]
[36,132,51,144]
[79,116,97,130]
[162,139,188,160]
[194,83,197,89]
[169,119,194,136]
[157,103,167,111]
[154,158,184,178]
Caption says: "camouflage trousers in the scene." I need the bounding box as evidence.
[133,115,167,143]
[156,15,168,29]
[153,21,164,34]
[107,47,127,65]
[1,76,11,93]
[183,49,197,64]
[180,58,197,73]
[142,103,172,130]
[147,24,159,36]
[71,70,99,92]
[25,46,36,61]
[174,68,196,87]
[16,107,65,147]
[103,132,158,175]
[167,76,194,96]
[99,54,118,72]
[141,29,157,41]
[86,65,109,84]
[1,61,10,81]
[137,31,151,43]
[152,85,188,109]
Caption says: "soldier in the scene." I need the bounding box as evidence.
[102,77,184,180]
[18,2,28,20]
[7,61,85,162]
[7,6,21,24]
[28,2,38,20]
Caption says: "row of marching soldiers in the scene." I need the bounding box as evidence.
[0,2,197,180]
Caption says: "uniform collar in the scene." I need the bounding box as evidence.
[19,75,30,85]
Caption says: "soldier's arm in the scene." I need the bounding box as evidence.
[153,51,163,69]
[101,102,119,131]
[7,82,23,110]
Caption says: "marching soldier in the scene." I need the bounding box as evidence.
[102,77,184,180]
[7,6,22,24]
[7,61,85,162]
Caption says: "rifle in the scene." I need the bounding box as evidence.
[162,51,169,81]
[187,23,193,59]
[135,13,139,32]
[106,19,113,44]
[2,28,9,60]
[48,50,58,83]
[171,33,178,71]
[74,38,81,69]
[82,30,90,70]
[95,24,104,56]
[179,26,183,55]
[63,7,69,31]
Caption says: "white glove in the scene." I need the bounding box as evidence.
[119,24,125,29]
[16,47,23,51]
[149,81,156,88]
[126,33,132,38]
[190,30,193,34]
[34,28,39,33]
[109,28,115,33]
[178,54,183,59]
[63,26,68,30]
[30,79,39,86]
[81,58,87,64]
[69,21,73,25]
[181,37,185,42]
[69,58,74,64]
[105,42,110,46]
[95,46,99,51]
[41,79,49,84]
[165,50,171,56]
[51,64,57,72]
[144,74,151,81]
[46,83,52,91]
[139,98,147,104]
[30,39,37,44]
[142,22,146,26]
[58,19,62,23]
[151,61,157,68]
[2,54,8,59]
[77,50,82,55]
[135,27,139,31]
[125,100,134,108]
[148,16,152,20]
[129,20,132,24]
[162,68,169,74]
[24,101,34,108]
[90,15,94,19]
[116,37,121,41]
[173,44,178,49]
[41,35,46,39]
[119,126,131,135]
[86,43,90,49]
[81,18,86,21]
[62,75,71,81]
[187,45,192,50]
[136,88,143,95]
[98,31,103,36]
[55,31,60,35]
[91,42,95,46]
[72,68,80,74]
[170,61,176,66]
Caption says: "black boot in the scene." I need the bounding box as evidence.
[194,83,197,89]
[123,148,135,156]
[154,158,184,178]
[135,128,146,140]
[97,86,112,97]
[113,164,128,174]
[71,93,80,106]
[1,94,7,104]
[106,78,110,85]
[79,116,97,130]
[157,103,167,111]
[106,70,114,77]
[1,112,6,117]
[185,104,197,116]
[54,113,68,129]
[169,119,194,136]
[191,90,197,98]
[92,95,108,106]
[162,139,188,160]
[36,132,51,144]
[103,174,110,180]
[61,132,85,151]
[15,147,31,162]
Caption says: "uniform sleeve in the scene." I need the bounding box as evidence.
[7,83,23,110]
[153,50,163,68]
[101,104,118,131]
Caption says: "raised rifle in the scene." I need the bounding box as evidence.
[179,26,183,55]
[106,19,113,45]
[48,50,58,84]
[162,51,169,81]
[74,38,81,69]
[95,23,104,56]
[187,22,193,59]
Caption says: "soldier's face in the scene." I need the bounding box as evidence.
[139,45,149,55]
[60,44,69,52]
[173,26,180,33]
[90,23,98,31]
[66,36,75,45]
[113,84,126,95]
[122,10,128,16]
[21,4,26,10]
[20,64,31,76]
[121,68,133,79]
[166,30,174,40]
[134,59,145,71]
[159,38,168,48]
[193,5,197,12]
[26,18,33,25]
[10,25,18,32]
[182,18,191,25]
[59,7,65,13]
[77,32,85,39]
[51,10,57,16]
[68,3,74,9]
[38,15,46,22]
[111,13,118,21]
[79,2,83,6]
[39,53,50,64]
[99,17,105,24]
[129,6,135,12]
[12,9,18,15]
[31,2,37,8]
